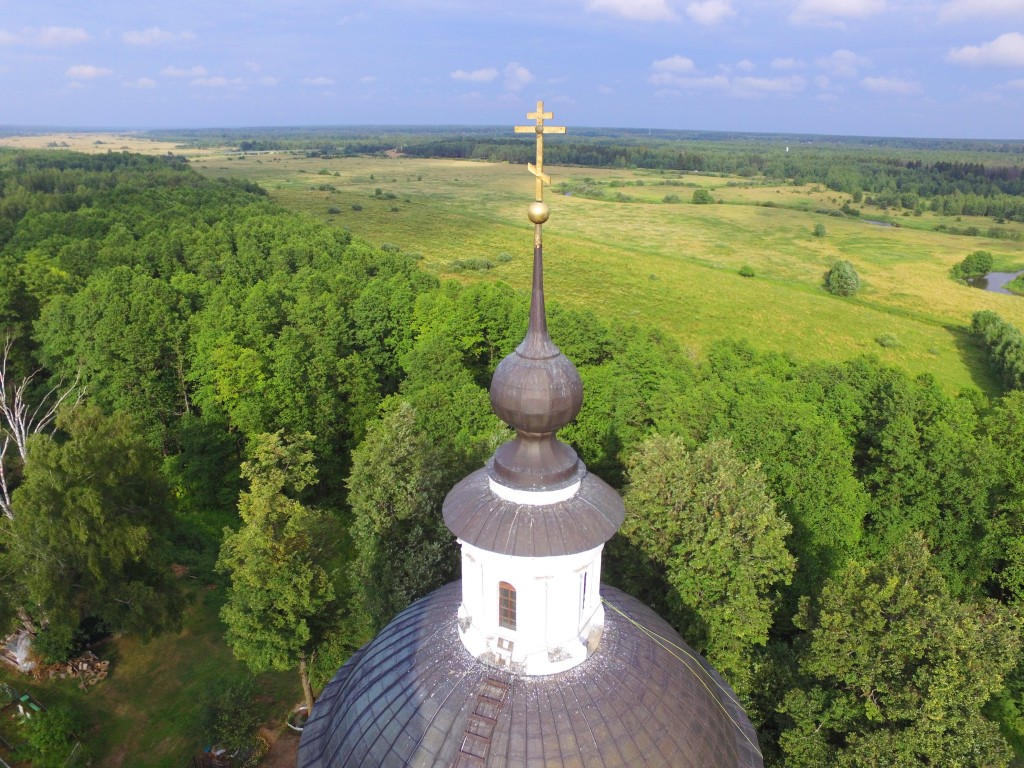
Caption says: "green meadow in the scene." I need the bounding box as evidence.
[193,152,1024,394]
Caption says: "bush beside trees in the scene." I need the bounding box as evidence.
[973,310,1024,390]
[951,250,994,282]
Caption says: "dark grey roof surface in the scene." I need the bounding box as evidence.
[299,581,762,768]
[443,468,625,557]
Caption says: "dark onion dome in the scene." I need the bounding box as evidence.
[298,581,763,768]
[489,332,582,436]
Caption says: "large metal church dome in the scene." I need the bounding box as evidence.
[298,581,761,768]
[298,103,763,768]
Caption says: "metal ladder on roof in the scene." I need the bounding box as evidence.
[452,678,511,767]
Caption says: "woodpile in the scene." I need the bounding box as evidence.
[35,651,109,688]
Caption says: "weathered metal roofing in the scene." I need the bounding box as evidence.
[489,344,582,436]
[298,581,763,768]
[443,467,625,557]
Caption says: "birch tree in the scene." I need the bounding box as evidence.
[0,335,80,520]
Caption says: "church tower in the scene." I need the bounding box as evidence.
[298,103,763,768]
[444,103,621,676]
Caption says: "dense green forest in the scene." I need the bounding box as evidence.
[3,149,1024,765]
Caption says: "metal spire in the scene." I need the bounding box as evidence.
[512,100,565,360]
[487,101,582,488]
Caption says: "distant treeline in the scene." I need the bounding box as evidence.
[150,125,1024,221]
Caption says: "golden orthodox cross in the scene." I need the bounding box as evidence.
[514,100,565,201]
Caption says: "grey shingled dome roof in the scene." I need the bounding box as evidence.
[443,465,624,557]
[298,581,763,768]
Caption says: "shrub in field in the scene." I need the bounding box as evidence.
[692,188,714,205]
[201,678,262,753]
[813,223,826,238]
[824,260,860,296]
[738,265,755,277]
[450,258,494,272]
[876,333,901,348]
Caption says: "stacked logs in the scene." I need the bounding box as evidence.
[36,651,109,688]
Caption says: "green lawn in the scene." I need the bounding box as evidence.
[0,585,298,767]
[194,153,1024,395]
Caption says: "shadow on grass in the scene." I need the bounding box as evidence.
[945,323,1002,396]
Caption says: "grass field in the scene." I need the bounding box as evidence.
[188,150,1024,395]
[0,584,298,767]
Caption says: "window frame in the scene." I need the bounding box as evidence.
[498,581,517,630]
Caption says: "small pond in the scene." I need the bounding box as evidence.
[966,271,1024,295]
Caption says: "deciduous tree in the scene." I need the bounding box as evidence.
[217,431,339,717]
[7,405,180,661]
[614,435,795,698]
[779,534,1020,767]
[346,400,462,633]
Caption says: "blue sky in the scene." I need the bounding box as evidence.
[1,0,1023,139]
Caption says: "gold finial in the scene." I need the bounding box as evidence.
[514,100,566,203]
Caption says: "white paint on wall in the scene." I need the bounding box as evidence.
[456,540,605,675]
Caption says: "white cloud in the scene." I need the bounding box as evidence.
[191,76,244,87]
[733,75,806,96]
[948,33,1024,67]
[66,64,113,80]
[772,57,802,70]
[124,77,157,89]
[940,0,1024,22]
[791,0,886,25]
[598,84,614,94]
[735,59,756,71]
[451,67,498,82]
[258,76,280,86]
[0,26,90,47]
[686,0,735,24]
[504,62,534,91]
[244,61,262,73]
[652,55,696,73]
[861,76,921,94]
[162,65,206,77]
[587,0,676,21]
[302,76,334,86]
[361,75,377,84]
[818,49,871,77]
[122,27,194,46]
[655,73,730,89]
[814,74,832,89]
[1007,78,1024,88]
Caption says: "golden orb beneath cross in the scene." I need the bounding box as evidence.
[527,201,550,224]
